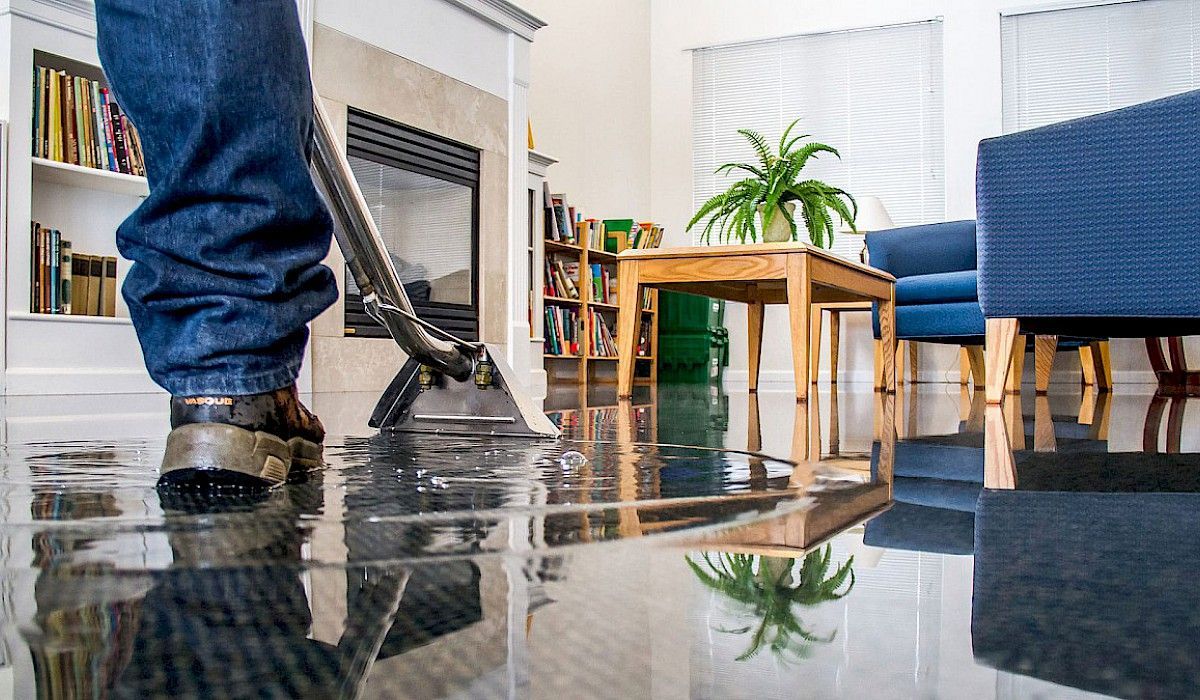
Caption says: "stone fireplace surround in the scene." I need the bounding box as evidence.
[307,15,534,393]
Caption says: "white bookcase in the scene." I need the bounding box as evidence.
[0,3,321,396]
[1,4,156,395]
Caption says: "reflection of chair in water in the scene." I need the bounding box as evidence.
[866,389,1111,554]
[973,423,1200,697]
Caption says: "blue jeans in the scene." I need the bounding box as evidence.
[94,0,337,396]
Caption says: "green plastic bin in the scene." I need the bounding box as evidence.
[657,291,729,384]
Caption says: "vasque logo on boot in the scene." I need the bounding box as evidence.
[183,396,234,406]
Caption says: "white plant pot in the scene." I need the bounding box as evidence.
[758,202,796,243]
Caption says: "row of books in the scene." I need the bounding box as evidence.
[544,259,580,299]
[30,222,118,316]
[544,185,577,244]
[544,306,580,356]
[585,312,653,358]
[33,65,146,176]
[589,309,618,357]
[588,263,618,305]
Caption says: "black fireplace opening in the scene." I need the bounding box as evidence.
[343,107,481,340]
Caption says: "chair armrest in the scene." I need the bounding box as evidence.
[866,221,976,279]
[977,89,1200,319]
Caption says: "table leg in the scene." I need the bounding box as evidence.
[829,311,841,384]
[786,254,812,402]
[879,288,897,394]
[616,261,641,398]
[747,298,764,393]
[809,307,823,384]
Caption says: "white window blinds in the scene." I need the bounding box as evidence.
[691,21,945,257]
[1002,0,1200,133]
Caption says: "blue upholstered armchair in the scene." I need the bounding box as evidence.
[866,220,984,346]
[976,88,1200,401]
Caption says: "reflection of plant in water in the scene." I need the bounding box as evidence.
[688,546,854,661]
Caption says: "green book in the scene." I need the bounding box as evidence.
[601,219,634,253]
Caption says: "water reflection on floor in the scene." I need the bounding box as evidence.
[2,382,1200,698]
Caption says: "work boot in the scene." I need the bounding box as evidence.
[158,384,325,489]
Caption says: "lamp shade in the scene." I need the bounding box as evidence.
[841,196,894,233]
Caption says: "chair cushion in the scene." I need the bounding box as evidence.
[895,270,978,306]
[872,301,986,342]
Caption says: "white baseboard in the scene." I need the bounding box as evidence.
[4,367,163,395]
[722,368,1159,389]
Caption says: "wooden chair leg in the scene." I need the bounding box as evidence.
[1080,345,1097,386]
[985,319,1021,404]
[895,340,907,386]
[959,347,971,386]
[1033,395,1057,452]
[909,341,919,384]
[966,346,986,390]
[1034,335,1058,395]
[1096,341,1113,391]
[984,404,1017,489]
[1006,340,1026,395]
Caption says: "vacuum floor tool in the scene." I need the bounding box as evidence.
[310,97,560,439]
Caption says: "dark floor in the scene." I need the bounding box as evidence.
[1,381,1198,699]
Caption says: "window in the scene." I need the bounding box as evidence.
[1002,0,1200,133]
[691,21,944,257]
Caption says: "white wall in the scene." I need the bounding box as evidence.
[521,0,652,220]
[648,0,1170,388]
[314,0,514,99]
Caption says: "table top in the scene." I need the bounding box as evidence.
[618,242,895,282]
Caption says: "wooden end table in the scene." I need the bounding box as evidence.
[615,242,896,401]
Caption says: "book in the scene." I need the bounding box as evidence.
[86,255,103,316]
[91,81,109,171]
[32,68,41,158]
[102,256,118,317]
[49,71,61,162]
[72,77,87,167]
[59,240,73,314]
[48,230,60,313]
[550,194,573,243]
[40,68,51,159]
[62,72,78,166]
[109,101,130,174]
[30,223,40,312]
[99,89,119,171]
[602,219,635,253]
[70,253,90,316]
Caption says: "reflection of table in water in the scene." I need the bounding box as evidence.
[693,387,896,557]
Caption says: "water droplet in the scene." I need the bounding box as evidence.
[558,450,588,468]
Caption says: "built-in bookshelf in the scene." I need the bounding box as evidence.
[2,15,156,395]
[541,187,659,387]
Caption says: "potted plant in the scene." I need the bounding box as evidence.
[687,545,855,661]
[688,120,857,246]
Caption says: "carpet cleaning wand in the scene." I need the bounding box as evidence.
[310,96,560,439]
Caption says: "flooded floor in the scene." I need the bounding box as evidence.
[2,382,1200,698]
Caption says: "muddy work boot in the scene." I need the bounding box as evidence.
[159,385,325,489]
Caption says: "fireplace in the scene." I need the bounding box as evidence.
[343,108,481,340]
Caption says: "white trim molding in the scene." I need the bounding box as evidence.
[443,0,545,41]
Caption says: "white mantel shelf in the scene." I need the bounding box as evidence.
[444,0,545,40]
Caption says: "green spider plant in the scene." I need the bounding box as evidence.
[687,545,855,662]
[687,119,857,246]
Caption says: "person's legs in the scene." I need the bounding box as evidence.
[95,0,335,395]
[94,0,337,486]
